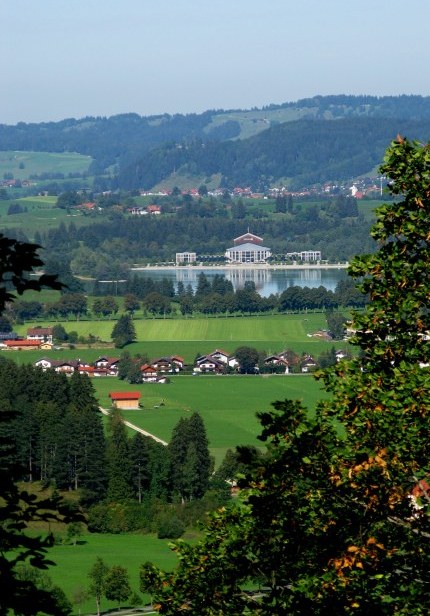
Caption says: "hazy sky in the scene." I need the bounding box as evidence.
[1,0,429,124]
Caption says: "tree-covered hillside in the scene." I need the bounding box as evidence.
[3,95,430,191]
[119,117,430,190]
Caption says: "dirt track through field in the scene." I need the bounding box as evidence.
[99,407,168,446]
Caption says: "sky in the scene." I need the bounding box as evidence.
[1,0,429,125]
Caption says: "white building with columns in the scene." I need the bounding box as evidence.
[225,232,271,264]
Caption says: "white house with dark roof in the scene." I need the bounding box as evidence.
[208,349,238,369]
[27,327,53,344]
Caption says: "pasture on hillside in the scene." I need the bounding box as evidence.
[0,195,95,237]
[0,151,92,180]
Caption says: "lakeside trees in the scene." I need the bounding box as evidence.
[139,138,430,613]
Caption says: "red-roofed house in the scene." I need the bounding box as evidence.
[109,391,141,410]
[140,364,158,382]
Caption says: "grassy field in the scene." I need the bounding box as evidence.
[0,195,96,237]
[8,311,345,462]
[45,532,180,615]
[357,199,380,220]
[0,151,92,181]
[14,312,347,363]
[93,374,326,465]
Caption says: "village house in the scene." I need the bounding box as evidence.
[128,206,148,216]
[335,350,348,362]
[94,356,120,376]
[207,349,238,369]
[194,355,225,374]
[300,355,318,373]
[51,360,80,375]
[27,327,54,344]
[109,391,141,410]
[140,364,158,382]
[34,358,55,370]
[264,354,290,373]
[151,356,184,373]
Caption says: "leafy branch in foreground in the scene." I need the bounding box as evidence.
[0,234,62,310]
[0,233,76,615]
[144,138,430,615]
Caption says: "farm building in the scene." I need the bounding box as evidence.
[109,391,141,410]
[3,339,41,350]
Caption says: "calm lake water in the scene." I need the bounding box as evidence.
[133,267,348,297]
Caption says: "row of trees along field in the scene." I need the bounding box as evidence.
[5,276,366,330]
[128,138,430,614]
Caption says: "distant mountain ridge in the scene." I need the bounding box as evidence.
[120,117,430,191]
[2,95,430,190]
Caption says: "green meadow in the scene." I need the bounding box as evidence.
[0,195,95,237]
[93,374,327,465]
[9,311,339,464]
[45,532,180,615]
[0,151,92,180]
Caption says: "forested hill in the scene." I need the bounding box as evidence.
[119,117,430,190]
[3,95,430,189]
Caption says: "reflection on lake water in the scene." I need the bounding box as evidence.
[133,267,348,297]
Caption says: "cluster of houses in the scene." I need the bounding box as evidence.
[30,348,346,380]
[0,327,55,351]
[2,326,348,376]
[33,355,179,383]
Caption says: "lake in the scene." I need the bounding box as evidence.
[132,267,348,297]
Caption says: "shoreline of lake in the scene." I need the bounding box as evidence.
[131,263,349,272]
